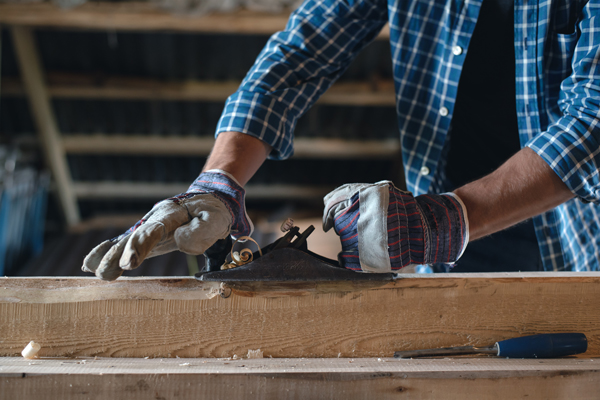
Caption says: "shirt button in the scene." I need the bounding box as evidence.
[439,107,449,116]
[452,46,463,56]
[420,166,430,176]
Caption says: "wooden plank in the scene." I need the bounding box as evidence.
[1,76,243,101]
[63,135,213,155]
[67,213,145,233]
[1,357,599,400]
[1,75,397,106]
[61,135,400,157]
[0,3,292,34]
[0,2,390,38]
[71,182,333,199]
[0,275,599,359]
[10,26,80,226]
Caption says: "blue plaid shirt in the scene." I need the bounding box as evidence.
[217,0,600,271]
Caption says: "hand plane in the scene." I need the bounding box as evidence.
[195,222,397,282]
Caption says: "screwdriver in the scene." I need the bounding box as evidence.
[394,333,587,359]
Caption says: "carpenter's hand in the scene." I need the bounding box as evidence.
[323,181,468,272]
[82,170,253,280]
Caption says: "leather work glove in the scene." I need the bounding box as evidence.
[323,181,469,272]
[82,170,253,280]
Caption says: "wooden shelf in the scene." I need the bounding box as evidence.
[72,181,333,200]
[62,135,400,157]
[0,2,390,38]
[2,75,397,106]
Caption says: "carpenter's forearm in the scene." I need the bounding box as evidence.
[203,131,272,186]
[454,147,574,241]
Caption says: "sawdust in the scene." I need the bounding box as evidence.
[247,349,263,359]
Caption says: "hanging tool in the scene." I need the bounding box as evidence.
[394,333,588,359]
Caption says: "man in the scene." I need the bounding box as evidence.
[83,0,598,280]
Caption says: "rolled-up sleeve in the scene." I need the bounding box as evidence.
[216,0,388,159]
[527,3,600,202]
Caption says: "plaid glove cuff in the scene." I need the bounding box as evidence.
[415,192,468,265]
[387,187,426,269]
[182,169,253,239]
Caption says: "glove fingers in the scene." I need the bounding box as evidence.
[95,235,130,281]
[174,213,230,255]
[120,222,165,270]
[146,236,179,258]
[82,240,114,274]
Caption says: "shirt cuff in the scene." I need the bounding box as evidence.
[215,91,297,160]
[526,129,599,203]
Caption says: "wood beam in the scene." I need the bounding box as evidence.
[68,213,143,233]
[61,135,400,157]
[2,75,397,106]
[0,274,599,359]
[1,357,599,400]
[72,182,333,200]
[10,26,80,225]
[0,3,390,38]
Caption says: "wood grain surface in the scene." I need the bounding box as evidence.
[0,274,599,358]
[1,357,599,400]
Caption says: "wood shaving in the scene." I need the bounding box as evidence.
[21,341,41,359]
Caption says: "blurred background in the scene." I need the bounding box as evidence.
[0,0,403,277]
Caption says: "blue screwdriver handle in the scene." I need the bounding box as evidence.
[496,333,587,358]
